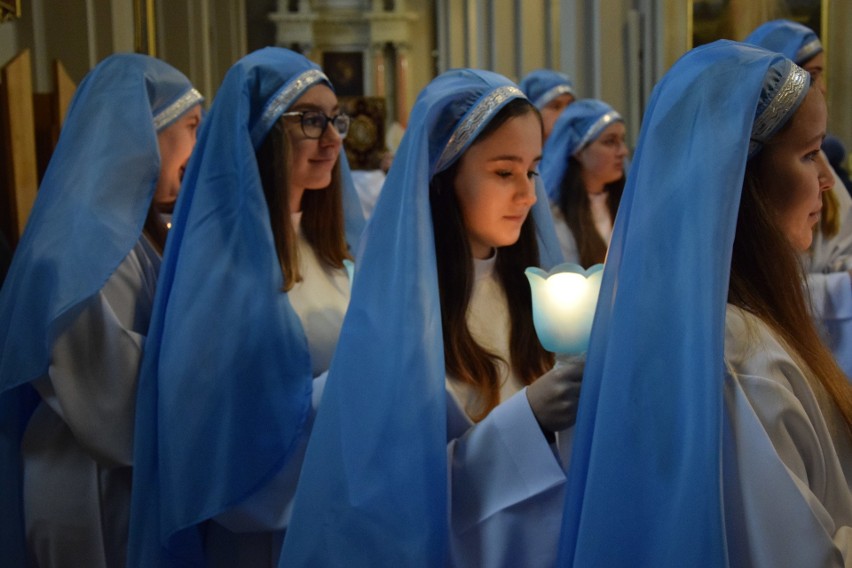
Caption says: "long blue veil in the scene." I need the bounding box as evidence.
[558,41,808,566]
[0,54,199,565]
[279,68,562,566]
[127,47,364,566]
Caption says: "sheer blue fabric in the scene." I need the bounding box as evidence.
[519,69,576,109]
[558,41,806,566]
[540,99,623,201]
[0,54,199,566]
[745,19,822,65]
[127,47,364,566]
[279,68,562,567]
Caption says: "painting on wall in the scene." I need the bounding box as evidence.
[323,52,364,98]
[691,0,825,46]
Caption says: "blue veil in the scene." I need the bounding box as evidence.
[0,53,200,565]
[127,47,364,566]
[519,69,576,110]
[745,19,823,65]
[279,68,562,566]
[540,99,623,201]
[558,40,809,566]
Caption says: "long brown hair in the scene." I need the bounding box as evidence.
[256,119,351,291]
[430,98,554,421]
[730,158,852,439]
[557,156,624,267]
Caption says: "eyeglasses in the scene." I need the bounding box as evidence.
[281,111,350,139]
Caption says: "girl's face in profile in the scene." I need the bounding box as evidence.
[453,110,542,259]
[756,88,833,251]
[154,104,202,213]
[576,121,628,191]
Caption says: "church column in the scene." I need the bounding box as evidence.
[394,42,409,127]
[373,42,385,97]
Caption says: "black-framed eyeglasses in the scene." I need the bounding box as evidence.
[281,111,350,139]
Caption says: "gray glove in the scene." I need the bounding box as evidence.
[525,354,584,433]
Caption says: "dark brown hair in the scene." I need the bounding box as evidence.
[557,156,624,268]
[430,98,554,421]
[256,119,351,291]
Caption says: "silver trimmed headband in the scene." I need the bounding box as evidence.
[572,110,623,155]
[533,84,575,109]
[250,68,328,147]
[434,85,524,173]
[154,88,203,131]
[795,38,822,65]
[749,63,809,157]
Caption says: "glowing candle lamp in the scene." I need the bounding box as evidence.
[525,263,604,355]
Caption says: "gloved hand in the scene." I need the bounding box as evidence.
[525,354,584,433]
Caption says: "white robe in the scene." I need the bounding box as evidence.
[550,199,612,266]
[446,254,571,567]
[804,163,852,378]
[723,304,852,567]
[22,235,160,568]
[207,216,350,567]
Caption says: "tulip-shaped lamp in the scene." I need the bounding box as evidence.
[525,262,604,356]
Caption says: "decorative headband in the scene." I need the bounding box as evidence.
[250,68,328,147]
[795,38,822,64]
[749,62,809,157]
[533,84,575,109]
[154,88,204,131]
[572,110,623,155]
[434,85,525,174]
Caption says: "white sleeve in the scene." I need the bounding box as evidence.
[212,372,327,532]
[724,371,852,567]
[33,242,157,468]
[447,388,567,567]
[807,272,852,322]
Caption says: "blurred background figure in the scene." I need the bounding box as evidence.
[540,99,628,266]
[519,69,576,141]
[0,53,201,568]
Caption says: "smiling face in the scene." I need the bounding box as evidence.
[154,104,202,213]
[453,110,542,259]
[283,84,343,212]
[575,121,628,193]
[756,88,833,251]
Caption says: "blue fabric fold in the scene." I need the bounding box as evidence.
[279,68,562,567]
[519,69,576,109]
[558,41,800,566]
[744,19,822,65]
[0,53,197,566]
[127,47,364,566]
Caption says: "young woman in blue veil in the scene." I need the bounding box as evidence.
[280,69,583,567]
[746,19,852,380]
[540,99,628,266]
[561,40,852,566]
[0,54,202,567]
[127,47,365,567]
[519,69,576,141]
